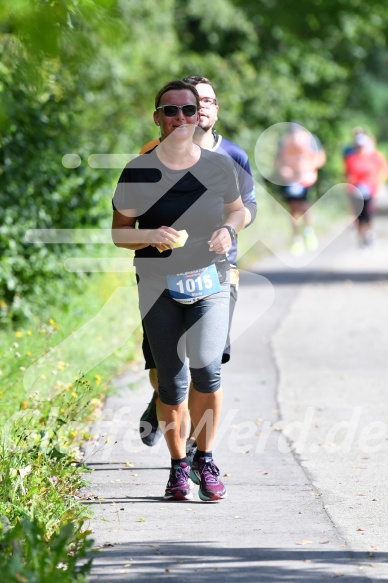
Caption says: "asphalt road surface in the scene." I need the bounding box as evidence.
[83,207,388,582]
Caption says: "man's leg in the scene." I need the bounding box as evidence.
[359,200,375,247]
[139,328,162,446]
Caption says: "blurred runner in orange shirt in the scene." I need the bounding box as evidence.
[276,122,326,255]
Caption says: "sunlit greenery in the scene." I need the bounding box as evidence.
[1,0,387,316]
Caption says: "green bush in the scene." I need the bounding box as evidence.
[0,35,108,321]
[0,516,94,583]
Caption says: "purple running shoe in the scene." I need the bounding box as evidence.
[190,457,227,502]
[164,462,193,501]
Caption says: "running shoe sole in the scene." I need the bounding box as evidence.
[164,490,193,501]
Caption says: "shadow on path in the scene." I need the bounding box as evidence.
[244,270,388,286]
[88,541,383,582]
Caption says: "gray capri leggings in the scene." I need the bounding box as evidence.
[137,268,230,405]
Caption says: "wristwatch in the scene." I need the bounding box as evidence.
[221,225,236,241]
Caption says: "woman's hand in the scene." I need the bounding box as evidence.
[149,226,180,251]
[208,227,233,254]
[208,197,245,254]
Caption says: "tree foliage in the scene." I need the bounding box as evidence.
[0,10,105,318]
[1,0,387,320]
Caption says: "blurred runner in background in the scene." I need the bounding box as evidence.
[276,122,326,255]
[344,130,388,248]
[343,126,372,159]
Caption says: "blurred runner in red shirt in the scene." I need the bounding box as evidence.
[344,132,388,248]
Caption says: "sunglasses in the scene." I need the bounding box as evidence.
[156,104,198,117]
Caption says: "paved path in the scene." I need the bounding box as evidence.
[83,210,388,582]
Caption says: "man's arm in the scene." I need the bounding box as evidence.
[236,163,256,228]
[222,141,257,228]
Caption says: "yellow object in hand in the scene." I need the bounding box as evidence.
[158,230,189,252]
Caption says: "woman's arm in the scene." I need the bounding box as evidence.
[111,210,179,251]
[208,196,245,254]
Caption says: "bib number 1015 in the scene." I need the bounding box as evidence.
[176,274,213,294]
[167,264,221,303]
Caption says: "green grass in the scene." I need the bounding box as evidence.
[0,266,141,580]
[0,266,142,415]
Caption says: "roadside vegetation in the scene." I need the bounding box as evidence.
[0,270,140,581]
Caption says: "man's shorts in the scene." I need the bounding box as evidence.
[282,184,310,202]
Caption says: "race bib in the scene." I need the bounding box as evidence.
[167,264,221,304]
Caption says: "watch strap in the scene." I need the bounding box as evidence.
[221,225,236,241]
